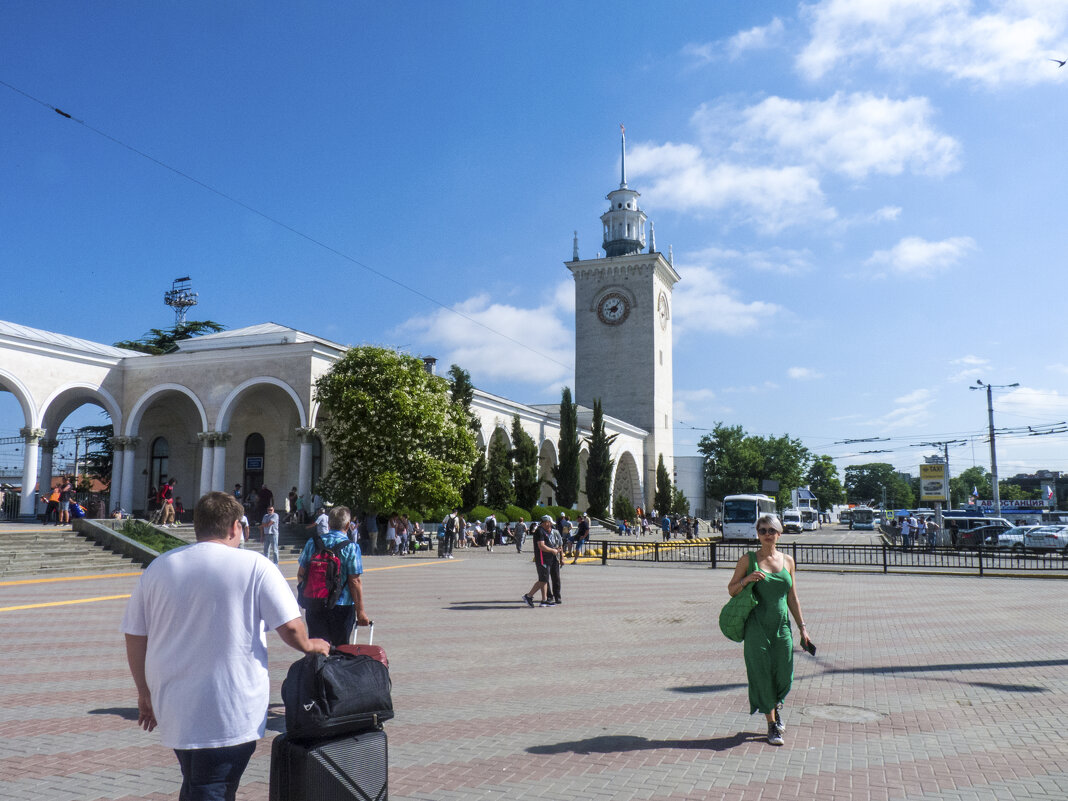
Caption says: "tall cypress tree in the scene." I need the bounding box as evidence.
[485,430,515,509]
[510,415,540,510]
[551,387,580,508]
[461,447,486,511]
[654,453,673,515]
[584,399,616,518]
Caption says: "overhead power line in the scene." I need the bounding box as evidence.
[0,79,570,372]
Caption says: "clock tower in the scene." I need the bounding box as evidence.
[567,128,680,506]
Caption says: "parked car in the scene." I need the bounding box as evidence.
[984,525,1035,550]
[959,522,1013,547]
[782,510,802,534]
[986,524,1068,553]
[1021,525,1068,553]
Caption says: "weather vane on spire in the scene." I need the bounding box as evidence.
[619,123,628,189]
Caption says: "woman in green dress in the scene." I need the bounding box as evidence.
[727,514,811,745]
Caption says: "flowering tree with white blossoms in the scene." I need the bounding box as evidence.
[314,346,478,515]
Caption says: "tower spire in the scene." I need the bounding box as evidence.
[620,123,627,189]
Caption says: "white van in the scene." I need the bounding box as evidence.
[782,509,802,534]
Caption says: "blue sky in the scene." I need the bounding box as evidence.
[4,1,1068,482]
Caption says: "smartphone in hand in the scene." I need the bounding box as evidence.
[801,637,816,656]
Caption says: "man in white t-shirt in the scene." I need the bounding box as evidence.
[121,492,329,801]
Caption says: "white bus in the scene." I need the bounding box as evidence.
[722,494,778,541]
[800,508,820,531]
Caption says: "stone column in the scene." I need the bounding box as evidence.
[295,427,316,503]
[119,437,141,515]
[197,432,216,499]
[211,432,232,492]
[108,437,125,513]
[38,438,58,499]
[18,427,44,518]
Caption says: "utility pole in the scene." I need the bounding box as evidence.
[971,380,1019,519]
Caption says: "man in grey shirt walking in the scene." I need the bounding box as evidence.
[261,505,280,564]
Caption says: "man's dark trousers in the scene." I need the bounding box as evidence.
[174,740,256,801]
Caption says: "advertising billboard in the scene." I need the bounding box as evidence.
[919,463,948,502]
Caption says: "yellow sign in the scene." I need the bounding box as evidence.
[919,463,948,502]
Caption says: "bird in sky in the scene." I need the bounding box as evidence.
[1050,58,1067,67]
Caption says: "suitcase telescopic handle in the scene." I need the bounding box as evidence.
[348,620,374,646]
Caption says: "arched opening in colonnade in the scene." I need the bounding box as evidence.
[611,450,642,517]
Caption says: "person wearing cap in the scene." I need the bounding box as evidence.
[521,515,563,608]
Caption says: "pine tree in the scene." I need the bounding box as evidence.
[551,387,580,508]
[584,399,616,518]
[510,415,540,510]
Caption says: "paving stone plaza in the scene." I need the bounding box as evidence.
[2,523,1066,801]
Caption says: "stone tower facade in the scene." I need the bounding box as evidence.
[567,129,680,507]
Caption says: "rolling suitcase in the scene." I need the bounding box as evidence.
[336,621,388,668]
[270,727,387,801]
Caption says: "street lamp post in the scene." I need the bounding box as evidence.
[970,380,1019,519]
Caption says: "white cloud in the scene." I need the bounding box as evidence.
[864,387,935,430]
[788,366,824,380]
[798,0,1068,86]
[723,93,961,178]
[397,291,573,387]
[727,17,786,59]
[628,142,835,233]
[671,262,785,335]
[948,354,991,382]
[682,17,785,65]
[999,385,1068,420]
[865,235,977,276]
[674,388,719,423]
[687,245,814,275]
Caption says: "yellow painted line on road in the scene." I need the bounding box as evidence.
[285,558,461,581]
[0,594,131,612]
[0,572,143,587]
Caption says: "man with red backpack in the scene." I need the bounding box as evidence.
[296,506,371,645]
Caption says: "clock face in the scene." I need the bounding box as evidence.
[597,292,630,325]
[657,292,669,329]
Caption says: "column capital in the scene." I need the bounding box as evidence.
[19,427,46,442]
[214,432,233,445]
[121,436,141,450]
[197,431,217,445]
[40,438,60,453]
[295,426,318,442]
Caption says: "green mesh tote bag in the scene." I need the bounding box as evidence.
[718,552,759,642]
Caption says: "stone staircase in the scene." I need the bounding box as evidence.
[239,524,309,558]
[0,528,142,578]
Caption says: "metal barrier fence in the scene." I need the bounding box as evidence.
[0,490,20,521]
[585,539,1068,577]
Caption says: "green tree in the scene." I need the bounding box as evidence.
[998,482,1035,501]
[950,466,991,506]
[671,484,690,516]
[584,399,617,518]
[448,364,484,509]
[485,429,515,509]
[551,387,580,508]
[314,346,477,514]
[844,463,914,509]
[654,454,673,514]
[806,455,844,512]
[461,448,486,511]
[613,493,636,521]
[510,415,540,510]
[698,423,812,508]
[78,422,115,490]
[114,321,225,354]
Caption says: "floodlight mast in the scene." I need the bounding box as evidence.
[164,276,198,326]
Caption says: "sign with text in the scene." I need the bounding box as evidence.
[919,463,948,502]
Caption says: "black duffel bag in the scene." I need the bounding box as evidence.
[281,648,394,741]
